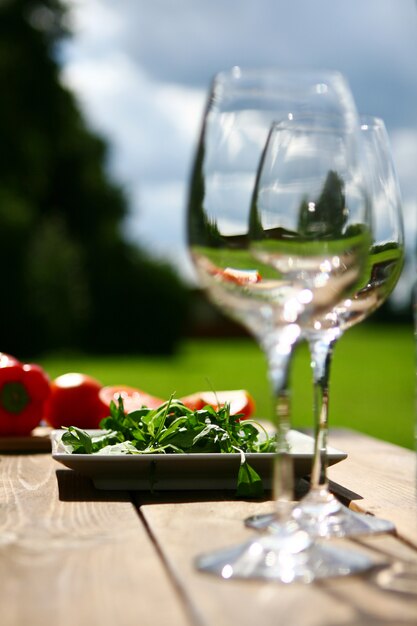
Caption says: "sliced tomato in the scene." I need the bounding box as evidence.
[221,267,261,285]
[180,389,255,419]
[205,261,262,286]
[98,385,164,415]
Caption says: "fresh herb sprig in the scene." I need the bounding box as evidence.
[61,396,276,497]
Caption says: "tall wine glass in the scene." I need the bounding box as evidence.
[247,116,404,537]
[188,67,374,581]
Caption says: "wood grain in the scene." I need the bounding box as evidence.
[0,454,189,626]
[139,499,417,626]
[327,430,417,546]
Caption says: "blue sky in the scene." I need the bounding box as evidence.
[61,0,417,304]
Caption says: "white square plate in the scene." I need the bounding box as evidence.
[51,429,347,491]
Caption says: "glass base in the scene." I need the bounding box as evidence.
[375,562,417,595]
[245,489,395,538]
[195,521,374,583]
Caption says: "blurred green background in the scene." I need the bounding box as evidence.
[1,1,415,451]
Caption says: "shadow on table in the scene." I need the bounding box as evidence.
[56,467,274,504]
[56,469,362,507]
[56,469,133,503]
[317,571,417,625]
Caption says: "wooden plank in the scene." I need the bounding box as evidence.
[0,454,190,626]
[327,429,417,546]
[139,498,417,626]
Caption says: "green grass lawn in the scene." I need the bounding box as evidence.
[39,322,416,450]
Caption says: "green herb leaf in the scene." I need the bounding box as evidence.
[236,460,264,498]
[61,426,94,454]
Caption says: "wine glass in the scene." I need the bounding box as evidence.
[246,116,404,537]
[188,67,374,581]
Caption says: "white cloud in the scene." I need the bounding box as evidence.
[71,0,417,92]
[389,128,417,251]
[61,53,205,182]
[61,49,205,281]
[65,0,124,47]
[390,128,417,199]
[123,180,197,282]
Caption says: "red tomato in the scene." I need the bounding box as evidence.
[180,389,255,419]
[98,385,164,415]
[44,373,106,429]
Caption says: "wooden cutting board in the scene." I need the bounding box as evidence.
[0,426,52,452]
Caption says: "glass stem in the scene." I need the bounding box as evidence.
[308,331,340,492]
[261,328,300,520]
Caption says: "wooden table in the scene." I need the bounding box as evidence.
[1,430,416,626]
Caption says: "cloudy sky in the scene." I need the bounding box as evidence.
[60,0,417,303]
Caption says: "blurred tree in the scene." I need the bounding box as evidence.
[297,170,347,238]
[0,0,188,356]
